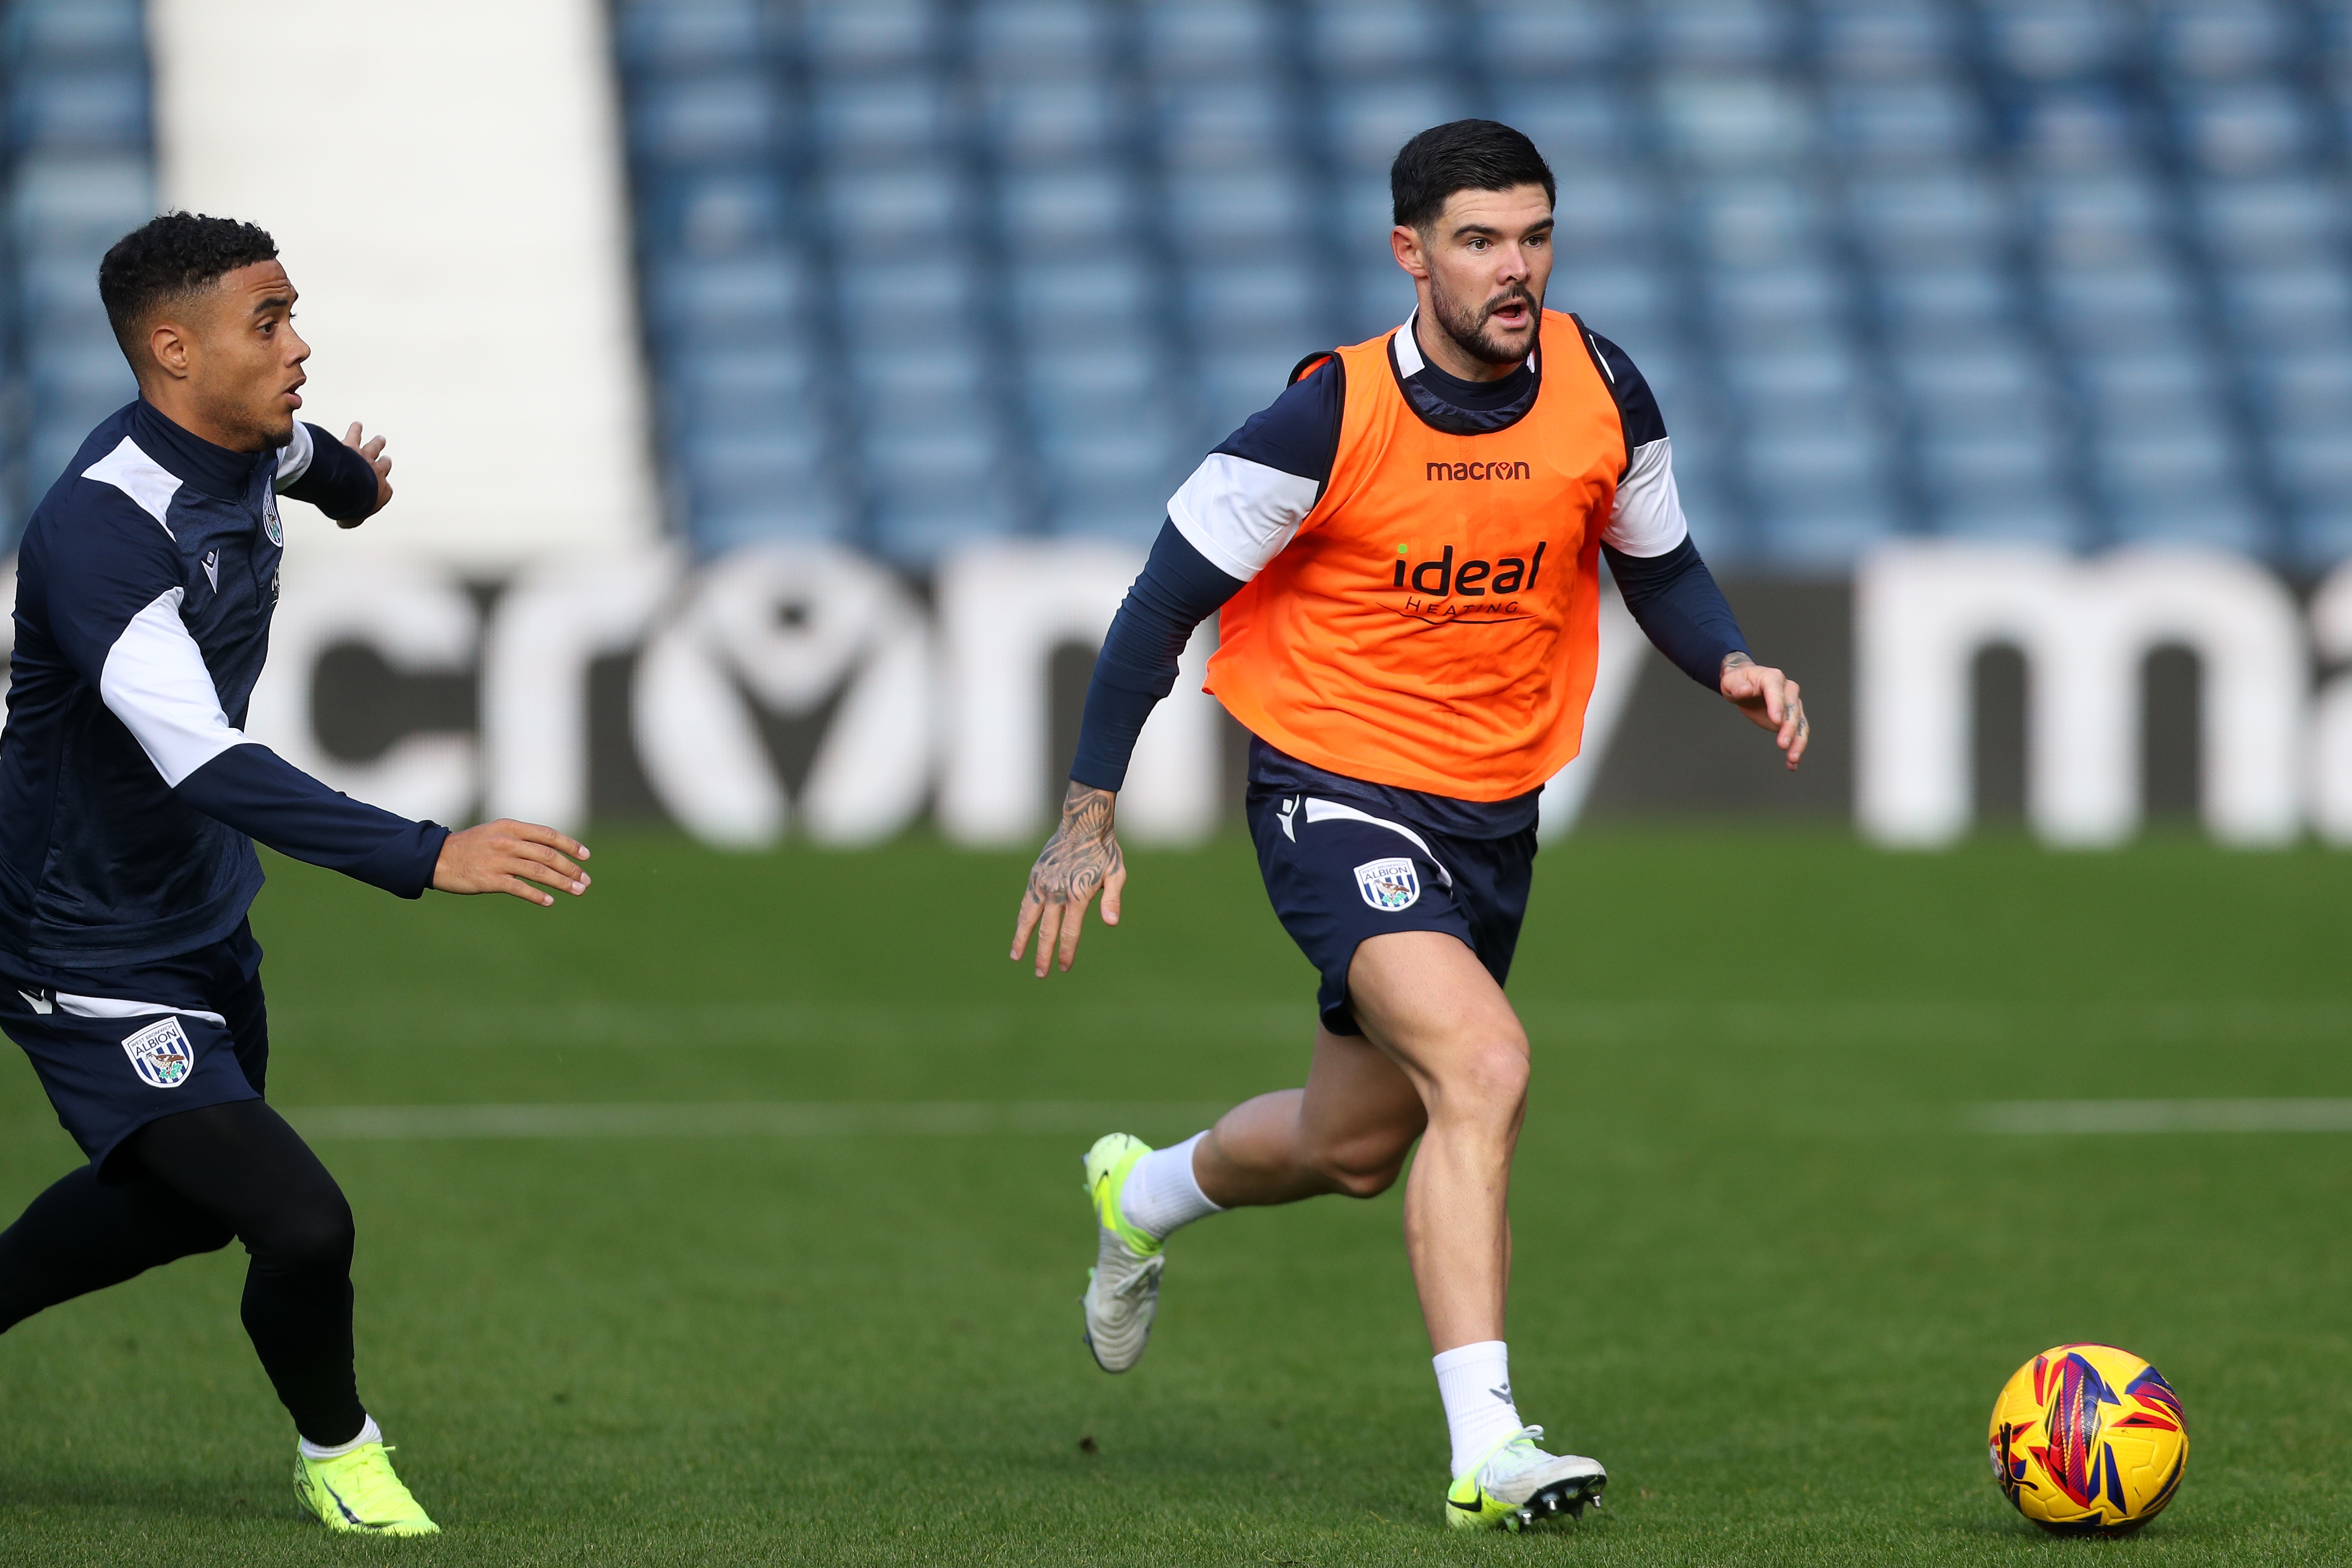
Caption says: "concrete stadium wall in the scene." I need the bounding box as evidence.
[145,0,658,568]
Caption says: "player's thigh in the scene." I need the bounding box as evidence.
[1345,930,1530,1108]
[1297,1023,1427,1168]
[127,1098,350,1254]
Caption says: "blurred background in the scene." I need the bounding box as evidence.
[2,0,2351,846]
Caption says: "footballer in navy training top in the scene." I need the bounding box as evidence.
[0,212,594,1538]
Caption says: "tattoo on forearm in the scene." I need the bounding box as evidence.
[1722,651,1755,674]
[1027,782,1121,908]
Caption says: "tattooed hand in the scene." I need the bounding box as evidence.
[1011,782,1127,977]
[1720,651,1810,771]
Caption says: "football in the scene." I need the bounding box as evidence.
[1988,1344,2187,1535]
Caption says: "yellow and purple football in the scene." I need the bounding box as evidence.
[1988,1344,2187,1535]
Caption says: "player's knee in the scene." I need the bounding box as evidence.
[1434,1033,1530,1121]
[1315,1139,1406,1197]
[248,1191,355,1275]
[1322,1152,1407,1198]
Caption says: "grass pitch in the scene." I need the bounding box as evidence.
[1,826,2350,1565]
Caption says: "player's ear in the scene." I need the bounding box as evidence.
[145,317,192,382]
[1391,224,1429,278]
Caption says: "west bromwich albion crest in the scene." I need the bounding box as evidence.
[263,495,284,547]
[1354,856,1421,912]
[121,1017,195,1089]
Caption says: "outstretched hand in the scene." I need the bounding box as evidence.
[336,421,393,526]
[432,819,591,906]
[1721,652,1810,770]
[1011,782,1125,976]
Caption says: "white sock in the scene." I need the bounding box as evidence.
[299,1414,381,1461]
[1117,1131,1223,1240]
[1434,1341,1524,1477]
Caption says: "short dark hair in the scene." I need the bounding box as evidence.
[97,211,279,365]
[1390,120,1556,231]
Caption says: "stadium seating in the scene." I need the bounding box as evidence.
[605,0,2352,571]
[0,0,149,545]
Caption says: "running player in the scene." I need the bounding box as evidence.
[1010,122,1809,1531]
[0,213,594,1537]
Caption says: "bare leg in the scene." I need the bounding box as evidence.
[1192,1025,1427,1207]
[1343,931,1528,1355]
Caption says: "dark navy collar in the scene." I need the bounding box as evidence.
[125,398,273,502]
[1388,310,1541,436]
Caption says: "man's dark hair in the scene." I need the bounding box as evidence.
[1391,120,1556,231]
[97,211,279,365]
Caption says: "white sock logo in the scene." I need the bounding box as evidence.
[1491,1381,1513,1405]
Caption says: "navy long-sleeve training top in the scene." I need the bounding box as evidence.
[0,399,448,968]
[1071,315,1751,820]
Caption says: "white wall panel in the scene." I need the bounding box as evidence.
[149,0,657,565]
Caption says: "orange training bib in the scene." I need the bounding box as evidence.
[1204,309,1627,801]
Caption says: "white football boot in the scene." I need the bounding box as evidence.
[1079,1133,1164,1373]
[1446,1426,1608,1531]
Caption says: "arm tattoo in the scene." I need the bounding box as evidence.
[1027,782,1122,907]
[1721,651,1755,674]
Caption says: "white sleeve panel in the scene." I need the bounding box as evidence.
[273,419,315,491]
[98,589,253,788]
[1165,453,1323,582]
[1599,435,1691,558]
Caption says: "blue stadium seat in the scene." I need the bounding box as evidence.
[1646,0,1787,67]
[1140,1,1278,76]
[2221,266,2352,348]
[1827,78,1980,166]
[802,0,937,70]
[2175,83,2311,177]
[814,78,944,158]
[1474,1,1619,77]
[2194,177,2340,263]
[596,0,2350,565]
[1815,1,1954,78]
[1326,80,1467,173]
[983,78,1116,165]
[629,77,776,163]
[971,0,1105,72]
[612,1,761,69]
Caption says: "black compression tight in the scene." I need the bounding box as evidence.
[0,1098,367,1447]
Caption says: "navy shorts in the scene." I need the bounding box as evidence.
[0,921,269,1172]
[1245,782,1536,1036]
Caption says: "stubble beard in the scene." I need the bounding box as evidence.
[1430,275,1538,367]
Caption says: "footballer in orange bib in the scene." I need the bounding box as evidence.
[1010,121,1809,1531]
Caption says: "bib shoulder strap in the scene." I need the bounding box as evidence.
[1287,349,1338,386]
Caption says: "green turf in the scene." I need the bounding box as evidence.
[2,826,2350,1565]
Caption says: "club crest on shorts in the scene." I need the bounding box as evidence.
[1354,856,1421,912]
[120,1017,194,1089]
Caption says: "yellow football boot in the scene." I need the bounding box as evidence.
[1080,1132,1165,1372]
[1445,1426,1606,1531]
[294,1439,440,1536]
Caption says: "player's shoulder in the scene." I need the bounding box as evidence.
[1558,316,1666,447]
[24,416,188,589]
[1210,349,1346,483]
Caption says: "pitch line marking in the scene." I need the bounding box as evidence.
[1967,1098,2352,1134]
[277,1100,1233,1140]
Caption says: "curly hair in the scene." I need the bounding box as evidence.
[97,211,279,365]
[1391,120,1555,232]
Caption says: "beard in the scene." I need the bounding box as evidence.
[1429,275,1539,366]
